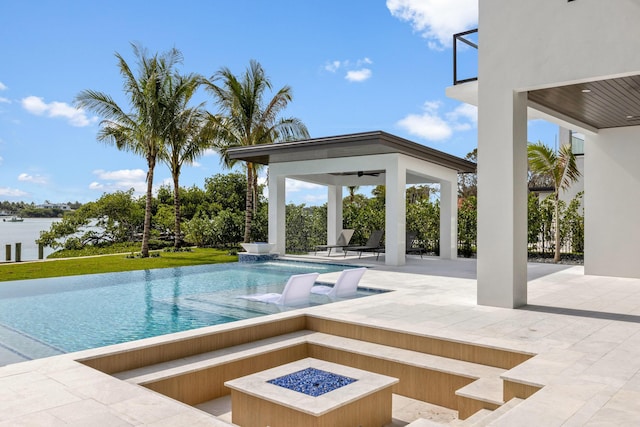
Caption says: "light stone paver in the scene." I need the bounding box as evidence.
[0,256,639,425]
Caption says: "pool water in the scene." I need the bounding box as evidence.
[0,261,377,360]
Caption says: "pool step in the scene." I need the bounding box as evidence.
[459,398,524,426]
[0,323,63,361]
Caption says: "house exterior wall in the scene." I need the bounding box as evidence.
[475,0,640,306]
[481,0,640,91]
[585,127,640,278]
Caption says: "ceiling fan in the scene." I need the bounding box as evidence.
[330,170,385,177]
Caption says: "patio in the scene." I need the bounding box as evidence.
[1,255,639,425]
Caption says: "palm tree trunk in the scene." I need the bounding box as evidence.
[173,173,182,248]
[554,193,561,263]
[141,158,155,258]
[243,164,254,243]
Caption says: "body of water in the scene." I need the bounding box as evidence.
[0,218,60,261]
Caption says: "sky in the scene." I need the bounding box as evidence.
[0,0,558,206]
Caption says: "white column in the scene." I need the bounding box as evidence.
[477,90,528,308]
[268,174,286,256]
[439,180,457,259]
[327,185,343,246]
[385,157,406,266]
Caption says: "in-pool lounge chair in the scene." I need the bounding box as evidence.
[343,230,384,259]
[238,272,319,305]
[314,229,355,256]
[311,267,367,298]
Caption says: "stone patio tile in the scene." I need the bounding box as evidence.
[0,410,67,427]
[46,398,114,423]
[109,393,187,425]
[585,407,640,427]
[147,411,232,427]
[73,377,147,405]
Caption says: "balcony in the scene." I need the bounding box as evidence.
[453,29,478,86]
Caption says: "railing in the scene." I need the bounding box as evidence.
[453,28,478,85]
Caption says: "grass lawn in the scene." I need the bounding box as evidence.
[0,248,238,282]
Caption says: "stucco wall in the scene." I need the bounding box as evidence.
[476,0,640,306]
[481,0,640,90]
[585,127,640,278]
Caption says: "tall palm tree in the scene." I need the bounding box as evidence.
[76,44,182,257]
[161,73,209,248]
[204,60,309,243]
[528,141,581,262]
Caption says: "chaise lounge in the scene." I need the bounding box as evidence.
[343,230,384,259]
[314,229,355,256]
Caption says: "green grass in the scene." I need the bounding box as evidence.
[0,248,238,282]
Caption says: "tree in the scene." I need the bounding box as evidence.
[204,59,309,243]
[160,72,209,247]
[76,43,182,257]
[458,148,477,198]
[527,141,581,262]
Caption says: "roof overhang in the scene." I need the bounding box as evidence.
[447,74,640,134]
[227,131,476,174]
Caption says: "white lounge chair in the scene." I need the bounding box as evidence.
[238,272,320,305]
[310,268,366,298]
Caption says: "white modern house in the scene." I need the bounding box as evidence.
[447,0,640,308]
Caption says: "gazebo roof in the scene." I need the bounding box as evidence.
[227,131,476,173]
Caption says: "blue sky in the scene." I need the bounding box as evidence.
[0,0,557,206]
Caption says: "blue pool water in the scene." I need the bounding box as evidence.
[0,261,377,359]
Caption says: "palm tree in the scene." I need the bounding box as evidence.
[204,60,309,243]
[76,44,182,257]
[527,141,581,262]
[160,73,209,248]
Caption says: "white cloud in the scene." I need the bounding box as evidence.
[447,103,477,125]
[0,156,3,165]
[0,187,28,197]
[345,68,372,83]
[325,58,374,82]
[387,0,478,50]
[18,173,48,184]
[285,179,324,192]
[21,95,97,127]
[0,97,10,104]
[301,193,328,205]
[90,169,147,194]
[0,82,7,91]
[325,60,342,73]
[396,101,476,141]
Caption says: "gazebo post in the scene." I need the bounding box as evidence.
[385,157,406,266]
[268,172,286,256]
[327,185,343,249]
[439,179,458,259]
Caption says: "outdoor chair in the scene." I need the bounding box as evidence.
[238,272,320,305]
[343,230,384,259]
[314,229,355,256]
[311,267,367,298]
[406,231,425,258]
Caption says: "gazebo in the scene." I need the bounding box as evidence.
[227,131,476,266]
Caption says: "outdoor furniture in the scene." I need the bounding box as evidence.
[343,230,384,259]
[238,272,319,305]
[311,268,367,298]
[406,231,425,258]
[314,229,355,256]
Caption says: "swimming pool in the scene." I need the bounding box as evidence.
[0,261,378,361]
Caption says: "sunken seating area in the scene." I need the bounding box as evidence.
[78,314,541,424]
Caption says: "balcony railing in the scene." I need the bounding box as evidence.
[453,28,478,85]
